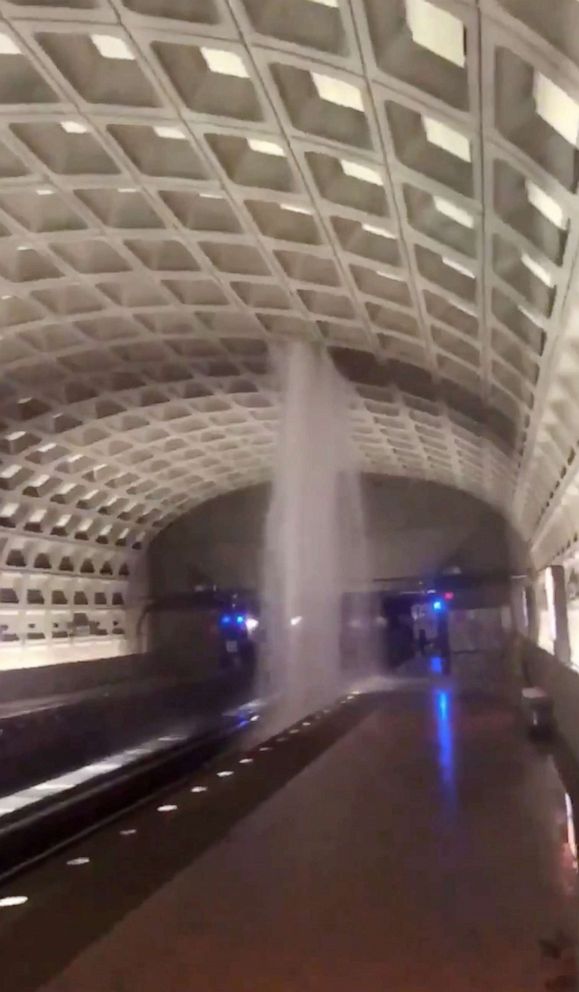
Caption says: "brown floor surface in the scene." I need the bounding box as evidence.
[25,681,578,992]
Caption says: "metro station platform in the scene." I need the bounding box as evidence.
[0,656,577,992]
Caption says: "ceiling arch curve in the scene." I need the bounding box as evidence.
[1,0,579,663]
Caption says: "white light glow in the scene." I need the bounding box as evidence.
[157,804,178,812]
[340,159,382,186]
[91,34,135,61]
[201,47,248,78]
[311,72,364,111]
[362,222,395,238]
[377,268,405,282]
[120,829,137,836]
[16,245,31,252]
[290,616,302,626]
[217,770,234,778]
[259,746,272,752]
[245,617,259,632]
[534,72,579,145]
[521,252,554,287]
[280,202,312,215]
[0,896,28,908]
[198,191,223,199]
[239,758,254,764]
[1,294,12,301]
[518,303,541,326]
[66,857,90,866]
[442,255,475,278]
[61,121,89,134]
[406,0,465,67]
[36,188,54,197]
[118,187,137,194]
[247,138,285,157]
[423,116,471,161]
[307,0,339,6]
[433,195,474,229]
[0,33,21,55]
[525,180,567,230]
[154,125,186,140]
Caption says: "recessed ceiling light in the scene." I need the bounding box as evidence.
[1,294,12,301]
[452,299,477,317]
[312,72,364,111]
[521,252,555,287]
[239,758,254,764]
[0,33,20,56]
[406,0,465,67]
[362,222,395,238]
[16,245,31,252]
[442,255,475,278]
[423,116,471,161]
[200,47,249,79]
[153,125,186,140]
[433,195,474,229]
[191,785,207,793]
[340,159,382,185]
[66,857,90,866]
[280,202,312,215]
[534,71,579,145]
[36,188,54,196]
[90,34,135,61]
[518,303,541,326]
[198,191,223,199]
[525,179,567,230]
[157,804,178,812]
[61,121,89,134]
[217,770,234,778]
[307,0,339,6]
[247,138,285,157]
[0,896,28,908]
[377,268,406,282]
[118,187,137,193]
[120,829,137,836]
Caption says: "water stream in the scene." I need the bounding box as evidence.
[261,341,375,727]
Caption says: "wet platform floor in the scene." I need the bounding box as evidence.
[1,678,578,991]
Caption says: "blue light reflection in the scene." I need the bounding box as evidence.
[434,689,455,795]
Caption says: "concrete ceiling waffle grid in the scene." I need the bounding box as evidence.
[0,0,578,661]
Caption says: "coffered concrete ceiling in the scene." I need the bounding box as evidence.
[1,0,579,660]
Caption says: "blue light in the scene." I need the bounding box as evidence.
[236,615,244,625]
[430,655,443,675]
[432,599,444,612]
[220,614,232,626]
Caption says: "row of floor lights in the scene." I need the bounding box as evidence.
[0,698,358,907]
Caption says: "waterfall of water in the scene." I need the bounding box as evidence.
[261,341,375,727]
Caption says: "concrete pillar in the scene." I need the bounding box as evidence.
[510,579,528,635]
[525,583,539,643]
[546,565,571,665]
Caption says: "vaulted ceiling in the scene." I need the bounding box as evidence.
[1,0,579,661]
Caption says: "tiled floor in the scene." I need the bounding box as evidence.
[3,674,578,991]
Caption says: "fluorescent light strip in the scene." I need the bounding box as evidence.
[362,222,395,238]
[200,47,248,78]
[406,0,465,67]
[61,121,89,134]
[90,34,135,61]
[340,159,382,186]
[442,256,475,278]
[280,202,312,215]
[525,179,567,230]
[311,72,364,111]
[423,116,471,161]
[521,252,555,287]
[153,125,186,140]
[534,71,579,145]
[247,138,285,157]
[433,194,474,229]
